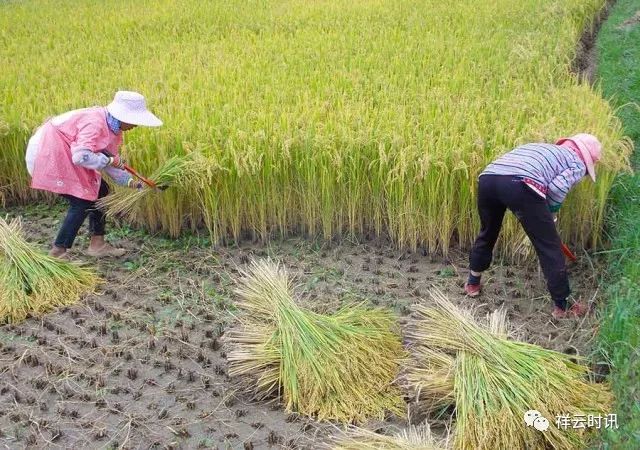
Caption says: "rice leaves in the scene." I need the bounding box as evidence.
[0,217,99,323]
[404,290,612,450]
[227,259,405,423]
[332,423,450,450]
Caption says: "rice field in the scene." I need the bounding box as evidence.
[0,0,635,448]
[0,0,631,255]
[0,206,608,448]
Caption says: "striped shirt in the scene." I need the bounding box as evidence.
[480,143,587,212]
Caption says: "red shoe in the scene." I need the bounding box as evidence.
[464,282,482,297]
[552,301,589,319]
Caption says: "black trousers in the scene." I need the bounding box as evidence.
[54,180,109,249]
[469,175,570,309]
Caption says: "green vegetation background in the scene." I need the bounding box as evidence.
[596,0,640,447]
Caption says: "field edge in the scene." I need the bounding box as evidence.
[595,0,640,446]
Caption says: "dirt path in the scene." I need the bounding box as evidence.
[0,204,603,449]
[572,0,616,83]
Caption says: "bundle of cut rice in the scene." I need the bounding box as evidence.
[227,259,405,423]
[332,422,449,450]
[404,290,611,450]
[97,155,192,221]
[0,217,98,323]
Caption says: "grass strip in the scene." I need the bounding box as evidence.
[595,0,640,445]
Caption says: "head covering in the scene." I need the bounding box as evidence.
[106,112,121,134]
[106,91,162,127]
[555,133,602,182]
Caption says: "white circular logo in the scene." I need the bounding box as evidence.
[524,410,542,427]
[533,416,550,432]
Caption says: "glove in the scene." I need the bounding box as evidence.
[108,155,126,170]
[127,178,144,190]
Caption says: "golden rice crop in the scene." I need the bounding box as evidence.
[332,423,450,450]
[0,0,631,256]
[96,154,194,235]
[0,217,99,323]
[226,259,405,423]
[404,290,612,450]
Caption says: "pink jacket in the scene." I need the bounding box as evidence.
[30,107,122,201]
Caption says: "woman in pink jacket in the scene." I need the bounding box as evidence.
[25,91,162,259]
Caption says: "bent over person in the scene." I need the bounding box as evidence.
[25,91,162,259]
[464,134,602,319]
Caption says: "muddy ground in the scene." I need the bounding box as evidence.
[0,203,604,449]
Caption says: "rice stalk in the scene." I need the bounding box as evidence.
[404,289,612,450]
[513,230,535,263]
[332,422,450,449]
[96,155,194,223]
[227,259,405,423]
[0,216,99,323]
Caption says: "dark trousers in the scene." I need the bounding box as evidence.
[54,180,109,249]
[469,175,570,309]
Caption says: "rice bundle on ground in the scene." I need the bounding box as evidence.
[0,217,99,323]
[332,423,449,450]
[227,259,405,423]
[404,290,611,450]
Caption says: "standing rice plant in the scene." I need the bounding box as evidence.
[0,217,99,323]
[404,290,612,450]
[0,0,632,257]
[332,423,450,450]
[226,259,405,423]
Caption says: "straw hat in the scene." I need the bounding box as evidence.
[106,91,162,127]
[556,133,602,182]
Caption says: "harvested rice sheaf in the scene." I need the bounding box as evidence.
[332,423,450,450]
[0,217,98,323]
[404,290,612,450]
[97,155,193,224]
[227,259,405,423]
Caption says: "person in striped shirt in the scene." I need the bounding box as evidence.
[464,133,602,319]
